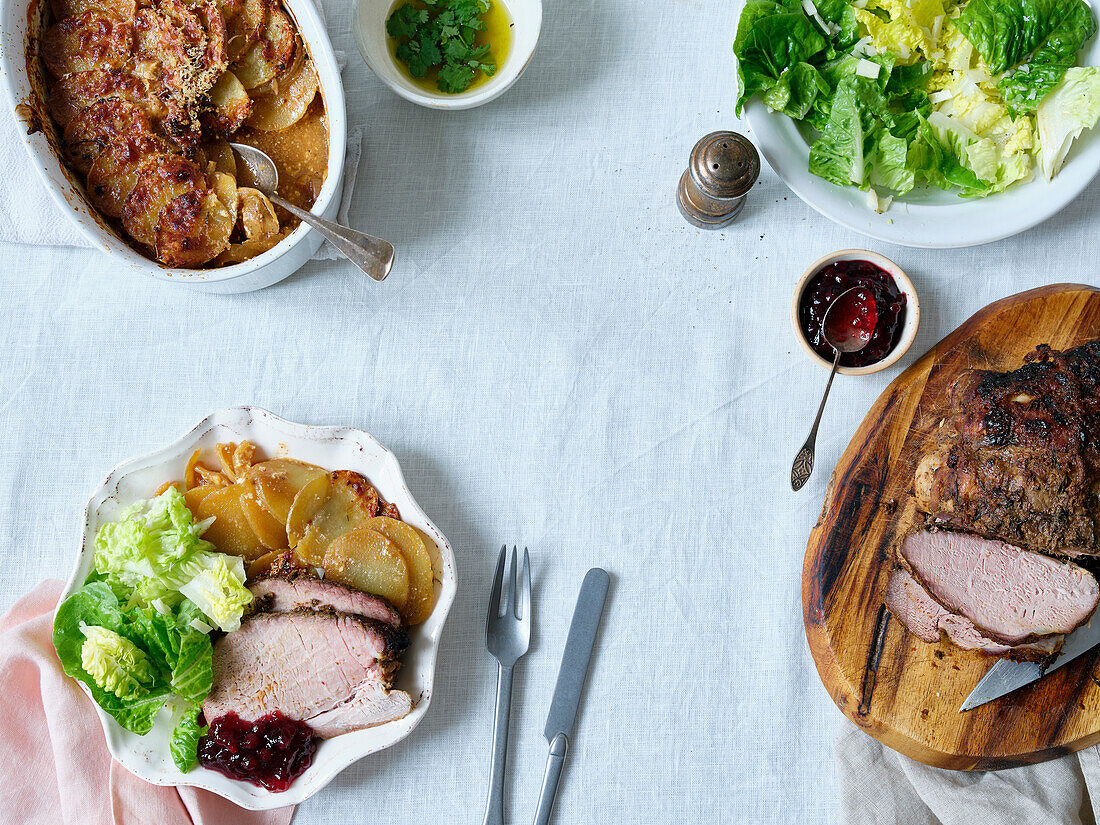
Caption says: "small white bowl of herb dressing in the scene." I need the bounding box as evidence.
[353,0,541,109]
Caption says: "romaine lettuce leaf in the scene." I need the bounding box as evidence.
[1036,66,1100,177]
[94,487,251,631]
[956,0,1097,113]
[53,583,171,735]
[734,0,830,114]
[169,703,208,773]
[79,624,156,700]
[764,62,831,118]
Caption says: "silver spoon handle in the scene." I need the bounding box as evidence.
[270,194,394,282]
[791,349,842,491]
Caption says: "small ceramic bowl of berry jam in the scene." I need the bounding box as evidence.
[791,249,920,376]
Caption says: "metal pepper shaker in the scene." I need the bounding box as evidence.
[677,131,760,229]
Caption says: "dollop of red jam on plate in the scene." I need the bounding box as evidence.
[198,711,317,792]
[799,259,907,368]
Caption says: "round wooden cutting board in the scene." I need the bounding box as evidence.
[804,284,1100,770]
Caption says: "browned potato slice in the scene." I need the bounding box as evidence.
[207,171,238,226]
[42,11,132,79]
[183,483,220,516]
[241,487,289,549]
[245,54,318,131]
[48,70,150,128]
[322,526,410,609]
[51,0,135,21]
[185,449,204,489]
[203,71,251,135]
[236,187,279,240]
[155,190,234,267]
[284,472,331,549]
[233,441,257,475]
[122,155,205,247]
[133,0,227,94]
[214,233,286,265]
[86,135,171,218]
[202,138,237,176]
[216,442,239,480]
[225,0,266,60]
[232,7,295,89]
[246,458,327,524]
[366,516,436,624]
[294,471,380,565]
[196,483,267,559]
[63,99,153,175]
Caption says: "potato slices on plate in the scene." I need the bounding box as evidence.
[177,441,439,625]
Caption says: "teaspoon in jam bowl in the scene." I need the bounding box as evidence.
[230,143,395,282]
[790,286,877,491]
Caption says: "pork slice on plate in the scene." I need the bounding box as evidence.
[249,574,402,627]
[900,530,1099,645]
[885,567,1063,662]
[203,610,413,737]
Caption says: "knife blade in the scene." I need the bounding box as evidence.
[533,568,609,825]
[544,568,610,741]
[959,616,1100,712]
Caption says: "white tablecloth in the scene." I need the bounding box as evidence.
[1,0,1099,822]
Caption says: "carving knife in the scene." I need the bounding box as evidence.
[959,616,1100,712]
[532,568,610,825]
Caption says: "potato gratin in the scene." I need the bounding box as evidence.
[40,0,329,267]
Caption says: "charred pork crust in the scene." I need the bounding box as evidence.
[916,340,1100,557]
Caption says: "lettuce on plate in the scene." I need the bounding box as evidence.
[956,0,1097,113]
[94,486,251,632]
[54,486,242,772]
[1036,66,1100,177]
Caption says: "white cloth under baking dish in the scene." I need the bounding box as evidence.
[838,722,1100,825]
[0,0,357,260]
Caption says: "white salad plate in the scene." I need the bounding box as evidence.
[58,407,458,809]
[742,24,1100,248]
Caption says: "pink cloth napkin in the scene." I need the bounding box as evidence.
[0,580,296,825]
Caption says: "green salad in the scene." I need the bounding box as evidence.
[734,0,1100,208]
[53,487,252,771]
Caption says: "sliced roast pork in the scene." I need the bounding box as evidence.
[899,530,1099,644]
[203,610,413,738]
[250,575,401,627]
[885,568,1063,662]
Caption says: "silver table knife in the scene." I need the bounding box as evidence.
[533,568,610,825]
[960,617,1100,711]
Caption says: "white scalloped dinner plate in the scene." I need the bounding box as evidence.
[57,408,458,810]
[743,29,1100,248]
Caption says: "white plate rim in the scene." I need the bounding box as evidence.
[57,407,458,810]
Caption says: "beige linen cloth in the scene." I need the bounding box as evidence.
[837,722,1100,825]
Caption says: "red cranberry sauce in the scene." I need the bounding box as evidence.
[198,711,317,792]
[798,259,906,368]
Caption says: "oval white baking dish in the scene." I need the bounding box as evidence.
[0,0,346,293]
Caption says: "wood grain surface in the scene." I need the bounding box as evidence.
[804,284,1100,770]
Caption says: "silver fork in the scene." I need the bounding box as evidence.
[483,545,532,825]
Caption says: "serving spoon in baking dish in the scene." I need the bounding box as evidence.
[230,143,395,282]
[790,287,878,491]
